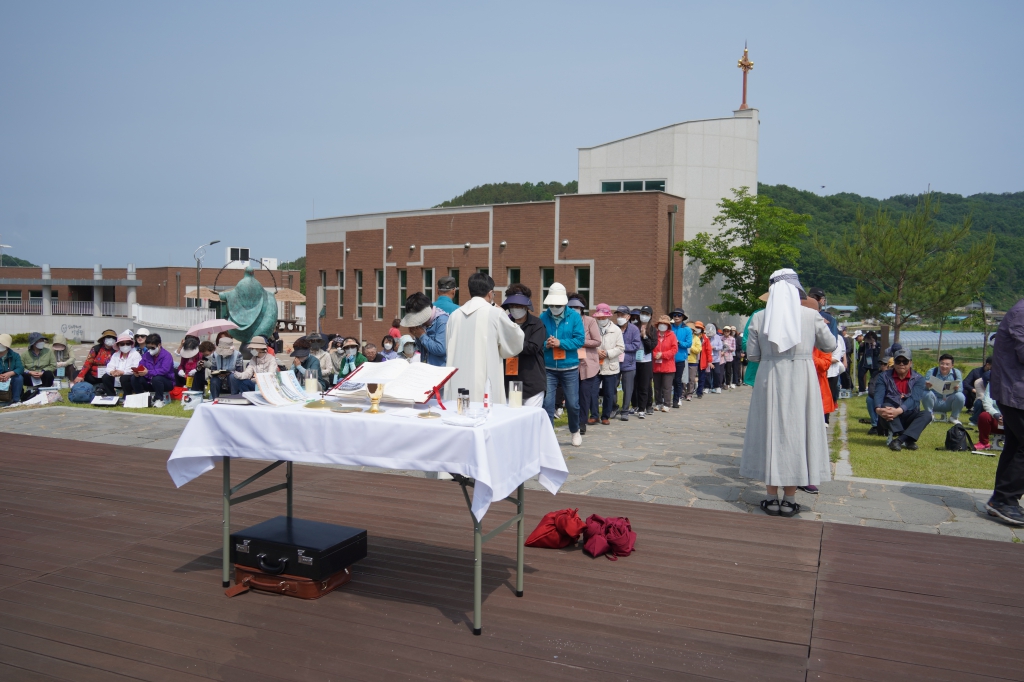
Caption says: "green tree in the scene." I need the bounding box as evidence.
[436,181,577,208]
[815,195,995,343]
[278,256,306,295]
[675,187,810,317]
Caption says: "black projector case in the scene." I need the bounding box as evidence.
[230,516,367,581]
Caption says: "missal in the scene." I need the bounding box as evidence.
[327,362,457,405]
[255,372,297,407]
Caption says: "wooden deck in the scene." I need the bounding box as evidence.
[0,432,1021,681]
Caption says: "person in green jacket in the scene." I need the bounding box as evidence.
[21,332,57,388]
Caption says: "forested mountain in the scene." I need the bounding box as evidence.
[759,184,1024,309]
[435,181,578,208]
[0,254,37,267]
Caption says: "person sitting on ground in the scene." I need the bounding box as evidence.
[133,328,150,355]
[306,332,334,383]
[21,332,57,390]
[388,318,402,339]
[207,336,242,399]
[102,333,141,397]
[229,335,276,393]
[865,349,896,435]
[52,334,76,382]
[335,337,366,379]
[73,329,118,391]
[433,276,459,314]
[401,292,449,367]
[964,356,992,422]
[289,337,327,391]
[975,372,1003,451]
[873,347,931,451]
[0,333,25,406]
[131,333,176,407]
[921,353,966,423]
[378,335,398,361]
[502,283,547,408]
[174,337,203,389]
[362,343,381,363]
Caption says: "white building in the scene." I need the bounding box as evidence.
[577,107,759,325]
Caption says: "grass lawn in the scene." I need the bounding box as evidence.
[844,396,997,490]
[10,388,194,419]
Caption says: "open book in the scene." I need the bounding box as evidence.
[327,362,457,405]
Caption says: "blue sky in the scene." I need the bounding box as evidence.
[1,1,1021,268]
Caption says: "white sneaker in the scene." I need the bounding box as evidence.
[153,400,165,408]
[555,408,564,419]
[571,432,582,447]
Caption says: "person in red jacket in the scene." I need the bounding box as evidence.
[695,321,713,398]
[652,315,678,412]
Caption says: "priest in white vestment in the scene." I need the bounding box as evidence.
[445,273,525,404]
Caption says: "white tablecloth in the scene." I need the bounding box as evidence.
[166,402,568,520]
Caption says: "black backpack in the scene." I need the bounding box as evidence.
[943,423,974,452]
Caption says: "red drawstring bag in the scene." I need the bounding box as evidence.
[582,514,636,561]
[169,386,185,401]
[525,508,585,549]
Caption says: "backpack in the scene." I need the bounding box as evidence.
[69,381,96,403]
[582,514,637,561]
[943,423,974,452]
[525,508,585,549]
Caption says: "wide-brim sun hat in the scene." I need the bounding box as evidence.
[247,336,269,349]
[566,298,584,309]
[656,315,672,325]
[400,306,433,328]
[216,337,235,356]
[693,321,705,330]
[398,334,416,348]
[135,328,150,337]
[670,308,688,321]
[501,293,534,311]
[27,332,44,346]
[116,333,133,344]
[593,303,613,318]
[543,282,568,306]
[179,347,199,358]
[99,329,117,340]
[0,333,12,348]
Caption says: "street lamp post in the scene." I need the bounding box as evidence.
[194,240,221,310]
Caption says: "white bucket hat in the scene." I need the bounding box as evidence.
[543,282,568,306]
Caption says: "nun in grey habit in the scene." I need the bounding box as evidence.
[740,269,837,517]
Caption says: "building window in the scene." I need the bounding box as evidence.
[229,247,250,262]
[423,268,434,302]
[623,180,643,192]
[398,269,407,314]
[507,268,520,285]
[375,269,384,320]
[477,267,489,277]
[645,180,665,191]
[449,268,460,305]
[601,179,666,193]
[540,268,554,303]
[0,290,21,302]
[336,270,345,318]
[601,181,621,192]
[319,271,327,317]
[355,270,363,319]
[575,267,591,307]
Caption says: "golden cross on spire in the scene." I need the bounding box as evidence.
[737,42,753,110]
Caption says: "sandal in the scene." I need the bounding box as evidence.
[760,499,781,516]
[779,500,801,518]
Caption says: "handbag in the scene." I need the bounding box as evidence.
[582,514,637,561]
[225,564,352,599]
[525,508,585,549]
[0,379,10,403]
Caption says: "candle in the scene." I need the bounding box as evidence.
[508,381,523,408]
[305,377,319,394]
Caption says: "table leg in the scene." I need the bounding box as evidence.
[473,516,483,636]
[515,482,524,598]
[286,462,293,518]
[222,456,231,588]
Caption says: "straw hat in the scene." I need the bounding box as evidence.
[656,315,672,325]
[543,282,568,306]
[99,329,117,341]
[247,335,268,350]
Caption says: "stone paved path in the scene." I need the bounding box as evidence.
[2,395,1018,542]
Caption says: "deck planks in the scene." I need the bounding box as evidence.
[1,431,1021,680]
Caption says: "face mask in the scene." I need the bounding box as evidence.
[383,343,393,350]
[509,307,527,320]
[104,338,116,347]
[119,344,132,352]
[403,345,415,357]
[35,341,47,350]
[148,348,160,356]
[639,314,651,323]
[345,348,357,358]
[616,317,628,326]
[202,354,212,361]
[548,306,565,317]
[0,345,6,353]
[597,319,610,328]
[658,324,669,332]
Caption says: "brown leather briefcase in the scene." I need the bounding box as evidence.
[225,564,352,599]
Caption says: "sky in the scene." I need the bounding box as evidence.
[1,1,1021,268]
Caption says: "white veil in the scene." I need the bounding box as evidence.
[762,268,805,353]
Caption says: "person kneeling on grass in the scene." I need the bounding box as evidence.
[873,347,931,451]
[130,334,176,408]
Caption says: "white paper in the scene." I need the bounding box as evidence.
[90,395,119,406]
[278,371,309,402]
[329,361,454,404]
[96,366,108,378]
[254,372,295,406]
[242,390,271,406]
[123,393,150,409]
[926,377,962,396]
[30,376,43,386]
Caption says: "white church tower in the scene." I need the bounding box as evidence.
[577,46,759,326]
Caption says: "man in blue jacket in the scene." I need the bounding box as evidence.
[401,292,448,367]
[540,283,586,446]
[873,347,931,451]
[670,308,692,408]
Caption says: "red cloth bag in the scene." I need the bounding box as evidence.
[169,386,185,402]
[582,514,636,561]
[525,508,585,548]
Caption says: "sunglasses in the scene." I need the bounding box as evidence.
[342,346,358,351]
[894,357,910,365]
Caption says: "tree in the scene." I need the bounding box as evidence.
[278,256,306,295]
[674,187,810,317]
[815,194,994,343]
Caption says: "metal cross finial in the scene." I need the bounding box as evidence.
[737,43,754,110]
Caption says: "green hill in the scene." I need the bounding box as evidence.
[759,184,1024,310]
[435,181,578,208]
[0,254,37,267]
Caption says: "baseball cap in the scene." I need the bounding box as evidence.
[437,276,457,291]
[808,287,826,300]
[893,348,912,361]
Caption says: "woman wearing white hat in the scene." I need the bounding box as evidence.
[539,282,586,446]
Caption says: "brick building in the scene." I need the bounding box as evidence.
[305,191,685,343]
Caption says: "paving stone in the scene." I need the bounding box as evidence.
[937,521,1017,542]
[689,485,743,502]
[893,505,953,526]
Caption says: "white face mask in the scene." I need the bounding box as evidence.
[548,306,565,317]
[383,343,393,350]
[597,319,610,328]
[509,307,527,320]
[35,341,47,350]
[403,344,415,357]
[639,314,651,324]
[658,324,669,332]
[0,345,7,353]
[104,338,116,347]
[615,317,628,326]
[119,344,133,353]
[148,347,160,356]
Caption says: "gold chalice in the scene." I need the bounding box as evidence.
[367,383,385,414]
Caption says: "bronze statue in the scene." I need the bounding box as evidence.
[221,266,278,344]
